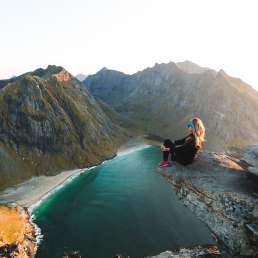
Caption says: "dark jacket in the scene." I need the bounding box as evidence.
[173,134,200,165]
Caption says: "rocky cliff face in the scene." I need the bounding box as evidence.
[156,145,258,257]
[0,65,129,189]
[84,61,258,151]
[150,245,221,258]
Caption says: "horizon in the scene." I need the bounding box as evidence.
[1,0,258,90]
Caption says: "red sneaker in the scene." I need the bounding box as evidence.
[159,160,169,168]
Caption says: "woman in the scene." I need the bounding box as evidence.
[159,117,205,167]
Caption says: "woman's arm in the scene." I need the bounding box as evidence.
[174,134,192,146]
[161,144,170,151]
[174,135,195,152]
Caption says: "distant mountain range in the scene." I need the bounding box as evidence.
[84,61,258,151]
[0,65,130,189]
[76,73,87,81]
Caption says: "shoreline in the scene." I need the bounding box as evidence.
[0,136,155,258]
[0,136,152,209]
[0,205,37,258]
[0,168,84,208]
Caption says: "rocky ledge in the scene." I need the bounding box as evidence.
[156,145,258,257]
[0,205,37,258]
[149,245,221,258]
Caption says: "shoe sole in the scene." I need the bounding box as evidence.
[159,164,170,168]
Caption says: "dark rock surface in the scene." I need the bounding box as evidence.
[242,145,258,177]
[156,146,258,257]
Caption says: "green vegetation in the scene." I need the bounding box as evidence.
[0,67,130,190]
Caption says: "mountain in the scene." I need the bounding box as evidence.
[84,62,258,151]
[176,60,209,74]
[75,73,87,82]
[85,68,134,107]
[0,65,129,189]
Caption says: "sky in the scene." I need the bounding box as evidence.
[1,0,258,90]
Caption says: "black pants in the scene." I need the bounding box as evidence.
[163,139,176,161]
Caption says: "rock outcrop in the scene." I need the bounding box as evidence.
[156,146,258,257]
[0,205,36,258]
[242,145,258,177]
[149,245,221,258]
[0,65,130,190]
[84,61,258,151]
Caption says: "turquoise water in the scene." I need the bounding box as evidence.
[33,146,214,258]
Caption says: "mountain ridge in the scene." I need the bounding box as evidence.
[0,65,130,189]
[84,61,258,151]
[176,60,210,74]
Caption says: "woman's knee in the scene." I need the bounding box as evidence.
[164,139,174,148]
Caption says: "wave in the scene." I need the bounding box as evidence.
[28,166,97,249]
[28,212,44,250]
[28,166,97,213]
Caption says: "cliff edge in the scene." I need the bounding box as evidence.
[155,145,258,257]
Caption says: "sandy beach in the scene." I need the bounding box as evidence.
[0,136,156,209]
[0,169,84,208]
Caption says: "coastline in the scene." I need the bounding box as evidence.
[0,169,87,257]
[0,136,155,258]
[0,136,152,209]
[0,205,37,258]
[3,137,255,257]
[0,168,84,208]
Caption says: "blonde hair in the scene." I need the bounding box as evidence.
[192,117,205,149]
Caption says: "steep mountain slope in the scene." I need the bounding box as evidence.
[85,68,135,107]
[0,65,129,189]
[84,62,258,151]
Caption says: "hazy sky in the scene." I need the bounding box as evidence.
[1,0,258,89]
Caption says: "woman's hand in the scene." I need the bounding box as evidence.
[161,144,170,151]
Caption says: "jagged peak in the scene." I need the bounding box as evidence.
[218,69,227,75]
[76,73,87,82]
[46,65,64,73]
[52,69,72,82]
[29,65,63,78]
[95,67,128,77]
[217,69,229,79]
[94,67,110,75]
[101,66,108,71]
[0,66,74,88]
[141,61,180,74]
[27,65,72,82]
[176,60,209,74]
[177,60,198,66]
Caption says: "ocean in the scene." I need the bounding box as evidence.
[33,146,214,258]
